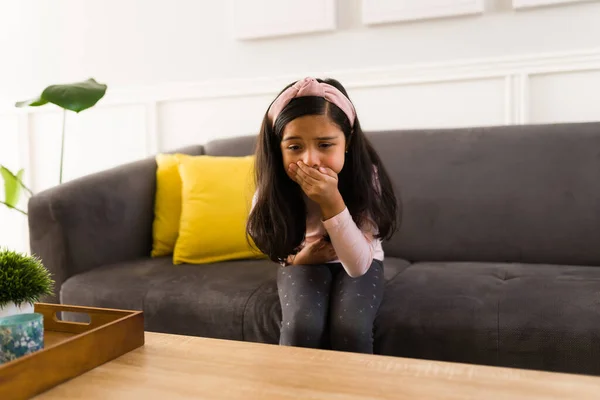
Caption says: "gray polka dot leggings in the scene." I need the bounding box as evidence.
[277,260,384,354]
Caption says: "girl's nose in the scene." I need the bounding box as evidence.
[303,150,319,168]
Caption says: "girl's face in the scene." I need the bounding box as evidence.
[280,115,347,180]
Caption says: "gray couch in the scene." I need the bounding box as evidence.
[29,122,600,376]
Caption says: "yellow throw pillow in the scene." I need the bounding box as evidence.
[173,155,264,265]
[151,153,184,257]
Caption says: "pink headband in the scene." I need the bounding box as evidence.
[268,77,356,128]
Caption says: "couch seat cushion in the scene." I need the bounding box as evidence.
[376,261,600,375]
[61,257,278,339]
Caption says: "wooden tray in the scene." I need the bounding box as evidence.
[0,303,144,400]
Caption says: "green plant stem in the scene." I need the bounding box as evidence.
[59,109,66,184]
[0,200,27,216]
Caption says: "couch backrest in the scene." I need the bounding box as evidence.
[203,122,600,266]
[203,135,257,157]
[372,122,600,266]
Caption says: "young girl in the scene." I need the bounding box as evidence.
[247,77,398,354]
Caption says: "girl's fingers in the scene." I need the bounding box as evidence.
[318,166,338,180]
[289,164,314,188]
[296,161,322,178]
[295,162,321,185]
[291,168,311,189]
[317,240,330,251]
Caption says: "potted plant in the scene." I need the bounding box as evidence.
[0,248,54,318]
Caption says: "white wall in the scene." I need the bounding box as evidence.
[1,0,600,253]
[2,0,600,100]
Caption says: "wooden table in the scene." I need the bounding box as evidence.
[35,332,600,399]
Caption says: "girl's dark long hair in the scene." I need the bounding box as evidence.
[247,78,399,264]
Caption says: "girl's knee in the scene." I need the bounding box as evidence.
[280,309,326,348]
[329,316,374,354]
[280,315,326,348]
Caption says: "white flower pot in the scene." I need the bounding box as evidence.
[0,302,34,318]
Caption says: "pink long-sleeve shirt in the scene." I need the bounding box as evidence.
[252,192,384,277]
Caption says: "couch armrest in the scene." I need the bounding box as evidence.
[28,145,203,303]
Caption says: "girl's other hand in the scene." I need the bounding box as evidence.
[291,238,337,265]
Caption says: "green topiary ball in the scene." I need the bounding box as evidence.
[0,248,54,308]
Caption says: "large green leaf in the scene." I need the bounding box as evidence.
[0,166,24,207]
[15,78,107,113]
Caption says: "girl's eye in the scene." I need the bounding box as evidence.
[288,145,300,151]
[319,143,333,148]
